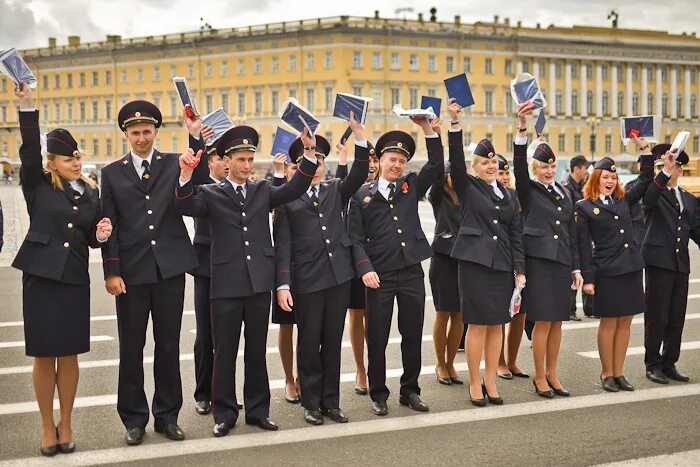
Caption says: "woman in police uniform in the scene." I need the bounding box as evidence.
[429,161,464,385]
[576,137,674,392]
[513,105,582,398]
[446,100,526,406]
[12,83,112,456]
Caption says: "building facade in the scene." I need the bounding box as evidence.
[1,13,700,164]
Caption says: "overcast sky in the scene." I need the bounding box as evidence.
[2,0,699,50]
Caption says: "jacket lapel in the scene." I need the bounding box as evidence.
[661,188,681,212]
[119,154,146,193]
[218,180,239,205]
[243,179,258,209]
[592,197,617,215]
[147,150,165,189]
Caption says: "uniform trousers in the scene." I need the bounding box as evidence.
[295,281,351,410]
[116,273,185,429]
[644,266,689,371]
[210,292,271,426]
[193,275,213,403]
[366,263,425,402]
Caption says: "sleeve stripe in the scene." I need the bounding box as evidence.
[103,257,120,263]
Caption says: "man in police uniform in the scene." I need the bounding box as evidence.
[175,126,318,437]
[275,117,369,425]
[101,101,209,445]
[348,117,443,416]
[642,145,699,384]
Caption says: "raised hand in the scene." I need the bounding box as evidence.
[200,125,214,142]
[516,102,533,129]
[184,111,203,138]
[272,153,287,173]
[430,117,442,136]
[300,127,316,158]
[348,111,366,141]
[14,81,33,109]
[362,271,380,289]
[96,217,113,241]
[336,142,348,165]
[447,98,462,123]
[662,147,678,173]
[630,134,649,152]
[410,115,434,136]
[178,148,203,182]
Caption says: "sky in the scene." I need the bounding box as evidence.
[1,0,699,50]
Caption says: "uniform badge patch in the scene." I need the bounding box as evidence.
[363,196,371,204]
[593,207,600,215]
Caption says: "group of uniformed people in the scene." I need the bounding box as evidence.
[10,80,697,457]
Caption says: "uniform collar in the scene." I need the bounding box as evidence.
[130,149,154,168]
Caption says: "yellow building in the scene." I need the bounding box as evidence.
[1,13,700,166]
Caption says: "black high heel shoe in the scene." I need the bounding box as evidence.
[482,383,504,405]
[533,379,555,399]
[40,428,58,457]
[56,425,76,454]
[468,386,486,407]
[435,368,452,385]
[546,378,570,397]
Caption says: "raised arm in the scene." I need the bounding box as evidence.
[513,102,536,206]
[445,99,467,198]
[338,114,369,204]
[335,141,349,181]
[15,83,44,190]
[174,148,210,218]
[414,116,444,198]
[184,114,212,186]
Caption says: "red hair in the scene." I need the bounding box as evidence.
[582,169,624,201]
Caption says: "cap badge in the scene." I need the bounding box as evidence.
[503,164,509,170]
[593,207,600,215]
[610,164,617,172]
[548,158,554,163]
[243,139,249,145]
[135,111,141,117]
[397,142,403,148]
[488,152,494,158]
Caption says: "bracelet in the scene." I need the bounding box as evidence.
[518,127,527,132]
[450,121,460,125]
[304,146,316,151]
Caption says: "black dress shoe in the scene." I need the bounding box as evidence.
[511,370,530,378]
[354,386,368,395]
[154,423,185,441]
[304,409,324,426]
[40,444,58,457]
[614,375,634,391]
[646,369,670,385]
[468,387,486,407]
[245,417,279,431]
[372,400,388,416]
[601,376,619,392]
[285,393,301,404]
[545,379,570,397]
[533,380,555,399]
[663,367,690,382]
[125,427,145,445]
[449,375,464,385]
[435,368,452,385]
[213,422,233,437]
[322,408,348,423]
[482,384,504,405]
[569,313,582,321]
[195,400,211,415]
[497,372,514,380]
[56,427,76,454]
[399,393,429,412]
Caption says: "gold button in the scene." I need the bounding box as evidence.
[677,237,681,242]
[678,216,682,220]
[67,223,73,228]
[557,207,562,211]
[325,239,331,244]
[244,241,250,246]
[145,195,150,200]
[401,242,406,247]
[619,229,624,234]
[624,243,629,248]
[328,252,333,257]
[555,220,561,225]
[242,212,246,217]
[398,229,403,234]
[676,249,680,253]
[246,255,251,260]
[319,213,323,218]
[72,206,78,211]
[495,206,500,210]
[554,235,559,239]
[322,226,327,231]
[492,235,498,240]
[614,215,619,220]
[147,210,153,215]
[63,242,69,248]
[678,227,682,231]
[393,216,398,221]
[243,226,248,231]
[151,240,156,245]
[493,220,498,224]
[389,204,394,209]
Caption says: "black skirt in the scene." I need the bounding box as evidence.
[458,261,513,325]
[271,295,296,325]
[594,270,644,317]
[522,257,572,322]
[22,273,90,357]
[429,253,460,312]
[348,277,366,310]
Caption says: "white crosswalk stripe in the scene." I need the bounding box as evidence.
[577,340,700,359]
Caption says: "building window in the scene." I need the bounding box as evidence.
[221,93,229,113]
[105,99,112,120]
[676,94,683,116]
[169,95,177,117]
[646,67,653,81]
[571,63,578,79]
[122,140,128,154]
[661,67,668,82]
[665,134,672,144]
[602,65,609,80]
[662,93,668,116]
[288,88,296,99]
[305,53,315,70]
[555,62,563,78]
[353,51,363,69]
[633,92,640,115]
[119,70,127,84]
[602,91,609,115]
[586,63,593,79]
[79,72,85,87]
[169,65,177,78]
[105,71,112,85]
[391,53,400,70]
[205,62,213,77]
[558,133,566,152]
[136,68,144,83]
[605,134,612,153]
[446,56,454,73]
[463,57,471,73]
[221,61,229,76]
[325,52,333,69]
[92,101,99,121]
[691,95,697,117]
[187,64,195,79]
[93,138,99,156]
[505,59,513,76]
[555,90,563,114]
[507,134,513,149]
[391,87,400,107]
[106,138,112,157]
[572,90,578,114]
[78,101,85,121]
[409,54,418,71]
[306,88,315,111]
[289,55,297,71]
[352,85,362,98]
[428,55,436,72]
[632,65,639,81]
[372,52,381,70]
[587,91,593,114]
[574,134,581,152]
[409,87,418,108]
[237,59,245,75]
[505,91,513,114]
[484,90,493,114]
[485,58,493,75]
[55,75,61,88]
[54,103,61,122]
[324,87,333,111]
[237,92,246,115]
[617,92,624,113]
[647,93,654,113]
[205,95,213,114]
[617,65,624,82]
[42,75,48,89]
[271,57,279,73]
[371,86,383,109]
[694,136,700,153]
[522,60,530,74]
[254,91,262,115]
[67,74,73,88]
[254,58,262,74]
[271,90,279,114]
[64,103,72,121]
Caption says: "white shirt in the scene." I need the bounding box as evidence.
[488,180,504,199]
[131,150,154,178]
[227,178,247,197]
[68,180,84,195]
[599,194,613,205]
[377,177,398,201]
[669,186,684,211]
[536,180,565,198]
[307,185,320,198]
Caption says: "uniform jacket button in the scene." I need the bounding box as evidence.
[151,240,157,245]
[63,242,69,248]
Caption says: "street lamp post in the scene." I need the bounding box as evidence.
[586,116,601,162]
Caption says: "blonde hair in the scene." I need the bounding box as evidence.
[45,152,96,191]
